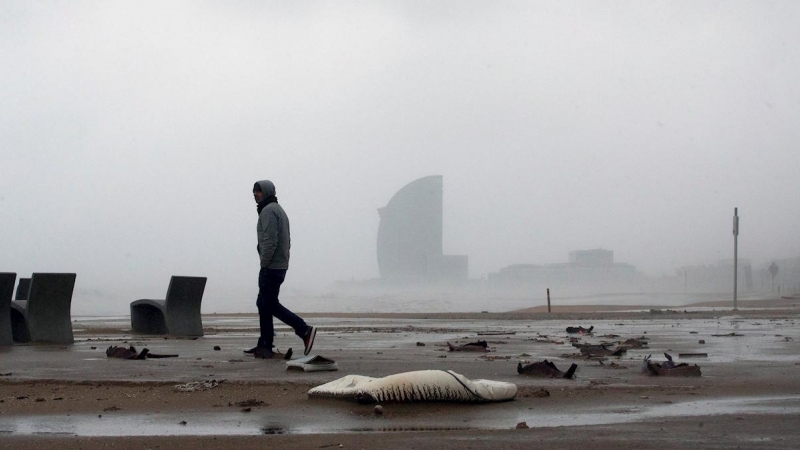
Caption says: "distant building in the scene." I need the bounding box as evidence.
[377,175,468,284]
[489,249,638,291]
[569,249,614,266]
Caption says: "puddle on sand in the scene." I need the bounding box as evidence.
[0,412,295,437]
[1,396,799,436]
[517,395,800,428]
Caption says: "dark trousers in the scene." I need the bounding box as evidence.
[256,268,307,349]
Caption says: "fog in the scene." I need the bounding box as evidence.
[2,1,799,315]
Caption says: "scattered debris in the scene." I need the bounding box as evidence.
[447,340,490,352]
[477,331,516,336]
[516,421,529,429]
[143,351,180,358]
[642,354,701,377]
[517,360,577,379]
[213,346,221,351]
[106,345,179,359]
[232,399,266,407]
[573,343,626,357]
[416,342,426,346]
[678,353,708,358]
[374,404,384,415]
[566,326,594,334]
[482,355,512,361]
[528,337,564,344]
[103,406,122,412]
[711,332,744,337]
[699,340,706,344]
[0,373,11,377]
[286,355,338,372]
[173,379,222,392]
[106,345,149,360]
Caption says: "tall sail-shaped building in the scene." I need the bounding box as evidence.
[377,175,467,284]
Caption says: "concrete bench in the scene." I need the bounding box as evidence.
[0,272,15,346]
[130,276,207,336]
[15,277,31,300]
[10,273,77,344]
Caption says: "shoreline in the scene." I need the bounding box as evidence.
[3,302,800,449]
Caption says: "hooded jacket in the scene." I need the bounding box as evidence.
[254,180,290,269]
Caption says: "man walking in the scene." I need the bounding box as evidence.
[247,180,316,359]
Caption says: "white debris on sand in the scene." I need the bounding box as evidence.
[173,380,222,392]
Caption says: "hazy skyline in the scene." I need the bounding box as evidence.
[2,1,799,314]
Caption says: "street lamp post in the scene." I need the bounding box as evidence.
[733,208,739,311]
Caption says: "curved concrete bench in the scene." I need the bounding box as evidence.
[130,276,207,336]
[10,273,77,344]
[0,272,15,346]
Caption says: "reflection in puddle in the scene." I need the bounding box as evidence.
[349,427,473,432]
[518,395,800,428]
[1,395,799,436]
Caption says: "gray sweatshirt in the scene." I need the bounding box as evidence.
[255,180,291,269]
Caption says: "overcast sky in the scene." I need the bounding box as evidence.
[2,1,799,314]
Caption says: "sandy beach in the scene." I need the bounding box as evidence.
[2,297,800,449]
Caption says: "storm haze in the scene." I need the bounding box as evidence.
[2,1,799,314]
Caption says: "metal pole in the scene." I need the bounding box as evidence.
[547,288,551,313]
[733,207,739,311]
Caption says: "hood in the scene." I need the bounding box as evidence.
[254,180,276,197]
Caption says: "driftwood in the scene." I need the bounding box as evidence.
[447,340,490,352]
[106,345,178,360]
[517,360,577,379]
[641,354,701,377]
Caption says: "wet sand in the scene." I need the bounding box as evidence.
[2,298,800,449]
